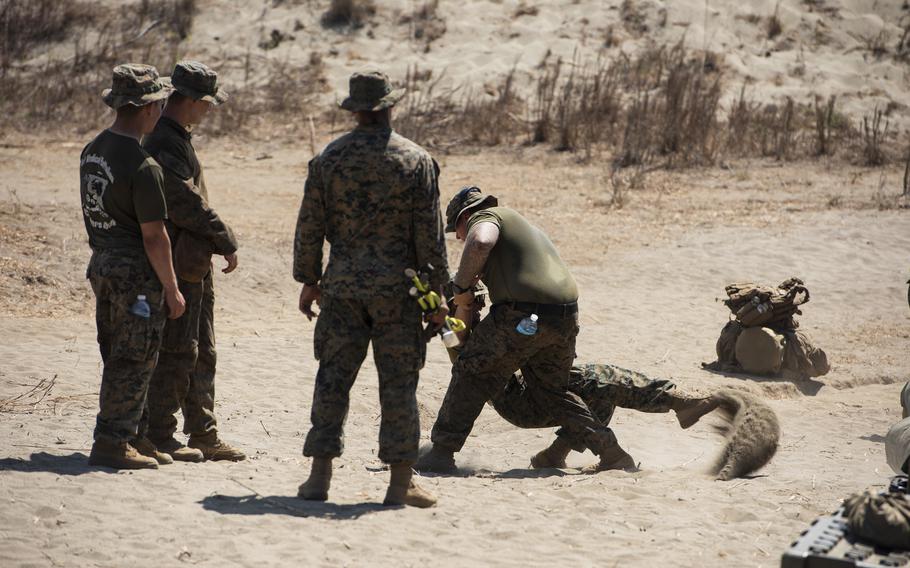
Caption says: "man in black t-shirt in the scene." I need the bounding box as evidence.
[80,64,186,470]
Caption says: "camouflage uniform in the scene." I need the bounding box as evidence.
[491,363,678,442]
[429,191,617,458]
[142,115,237,442]
[432,305,622,454]
[80,63,173,444]
[88,250,168,442]
[294,124,447,464]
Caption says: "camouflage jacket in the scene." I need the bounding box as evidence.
[142,118,238,258]
[293,125,448,297]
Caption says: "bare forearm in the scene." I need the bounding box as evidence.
[143,233,179,291]
[453,244,491,289]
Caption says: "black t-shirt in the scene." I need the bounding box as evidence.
[79,129,167,250]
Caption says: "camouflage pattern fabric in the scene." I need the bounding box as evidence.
[303,295,425,464]
[293,124,448,294]
[430,304,618,455]
[490,363,677,444]
[145,271,218,441]
[87,249,167,443]
[141,117,234,441]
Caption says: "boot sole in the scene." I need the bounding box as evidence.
[88,458,159,470]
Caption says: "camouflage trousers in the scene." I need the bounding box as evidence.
[144,270,218,442]
[303,294,426,464]
[87,249,166,443]
[491,363,678,445]
[430,304,618,455]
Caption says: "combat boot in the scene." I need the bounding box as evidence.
[154,436,204,463]
[530,437,572,469]
[413,445,456,473]
[673,395,719,429]
[298,457,332,501]
[131,436,174,465]
[383,463,437,508]
[582,438,638,474]
[88,439,158,470]
[188,432,246,461]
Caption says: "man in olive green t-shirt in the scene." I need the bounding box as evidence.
[80,64,186,470]
[417,186,635,474]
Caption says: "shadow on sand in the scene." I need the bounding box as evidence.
[701,367,825,396]
[199,493,391,520]
[0,452,114,476]
[859,434,887,444]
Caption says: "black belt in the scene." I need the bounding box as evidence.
[494,301,578,318]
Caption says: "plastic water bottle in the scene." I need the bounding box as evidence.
[516,313,539,336]
[130,295,151,319]
[440,328,460,348]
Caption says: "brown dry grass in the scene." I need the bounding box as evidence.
[1,0,197,134]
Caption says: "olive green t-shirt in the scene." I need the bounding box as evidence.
[80,129,167,250]
[467,206,578,305]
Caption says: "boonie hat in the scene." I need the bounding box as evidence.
[339,70,405,112]
[171,60,229,105]
[445,186,498,233]
[102,63,172,109]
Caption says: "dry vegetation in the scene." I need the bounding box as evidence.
[1,0,197,133]
[0,0,905,172]
[397,39,890,171]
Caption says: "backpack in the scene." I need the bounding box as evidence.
[722,277,809,331]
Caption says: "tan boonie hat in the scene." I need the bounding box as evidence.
[171,60,229,105]
[445,186,499,233]
[102,63,172,109]
[339,70,405,112]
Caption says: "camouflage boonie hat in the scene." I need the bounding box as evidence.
[445,186,498,233]
[171,61,228,105]
[339,70,405,112]
[102,63,172,109]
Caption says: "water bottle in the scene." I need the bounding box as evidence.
[440,328,460,348]
[130,294,151,319]
[516,313,539,336]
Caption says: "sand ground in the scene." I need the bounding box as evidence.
[1,134,909,567]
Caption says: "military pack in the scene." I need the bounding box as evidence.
[704,277,828,380]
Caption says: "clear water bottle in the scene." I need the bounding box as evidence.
[130,294,151,319]
[440,328,460,348]
[516,313,539,336]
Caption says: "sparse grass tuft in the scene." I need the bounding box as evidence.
[321,0,376,30]
[767,3,783,39]
[862,107,890,166]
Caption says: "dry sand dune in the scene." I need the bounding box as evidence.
[1,136,909,566]
[173,0,910,127]
[3,0,910,566]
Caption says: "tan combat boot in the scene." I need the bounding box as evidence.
[155,436,205,463]
[383,463,437,508]
[530,437,572,469]
[131,436,174,465]
[188,432,246,461]
[413,445,456,473]
[298,457,332,501]
[581,439,638,474]
[88,439,159,470]
[673,395,720,429]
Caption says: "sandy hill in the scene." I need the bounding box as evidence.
[176,0,910,127]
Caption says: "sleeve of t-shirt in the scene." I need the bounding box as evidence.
[133,158,168,223]
[466,208,502,232]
